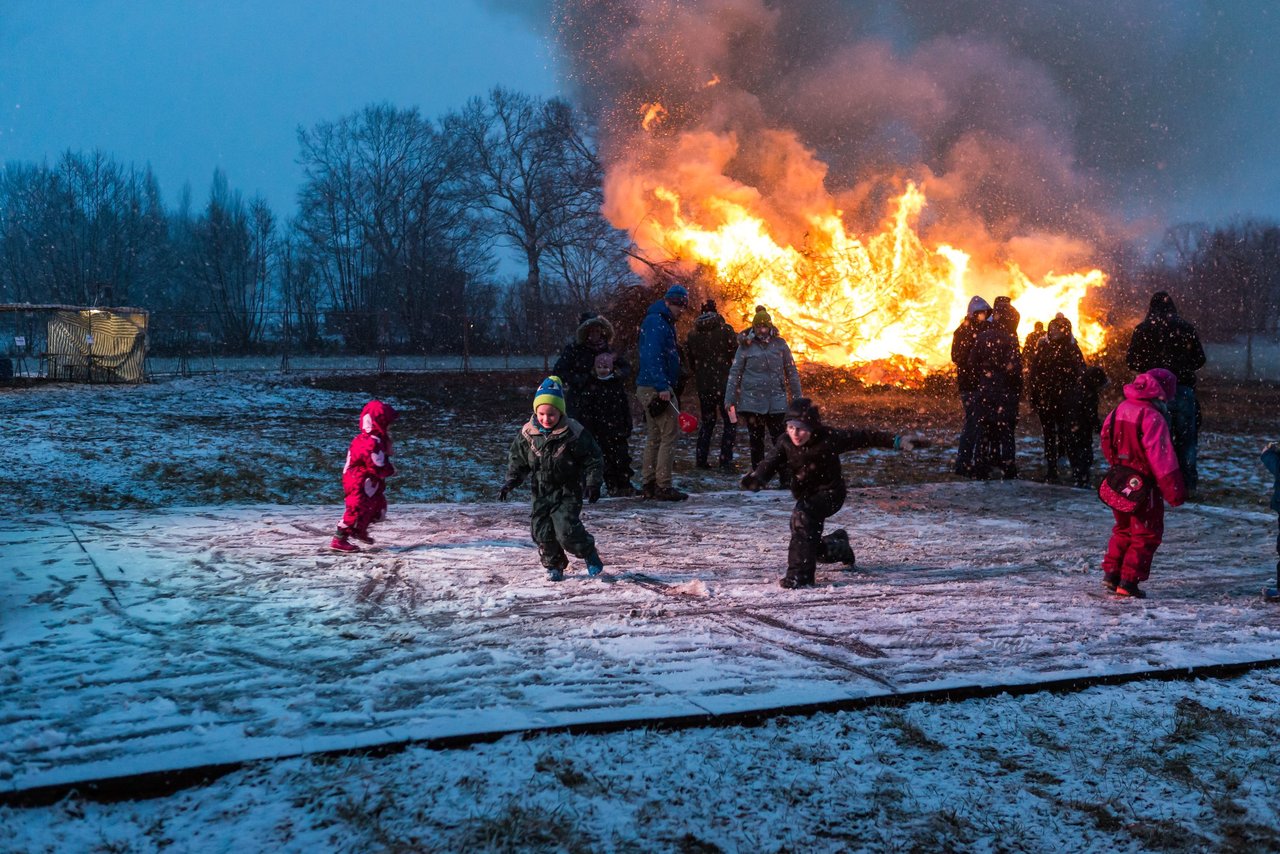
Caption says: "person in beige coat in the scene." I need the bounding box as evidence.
[725,305,802,485]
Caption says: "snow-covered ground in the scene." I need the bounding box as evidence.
[2,374,1279,851]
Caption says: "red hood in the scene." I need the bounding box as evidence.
[360,400,398,434]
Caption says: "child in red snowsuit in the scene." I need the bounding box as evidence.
[1099,369,1186,597]
[330,400,398,553]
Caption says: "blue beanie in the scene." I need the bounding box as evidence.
[533,375,566,414]
[664,284,689,306]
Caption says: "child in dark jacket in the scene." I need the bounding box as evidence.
[500,376,606,582]
[576,351,638,497]
[740,397,929,588]
[330,399,398,553]
[1099,369,1186,597]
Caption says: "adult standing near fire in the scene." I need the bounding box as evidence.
[969,297,1023,479]
[636,284,691,501]
[685,299,739,470]
[951,296,991,477]
[725,306,802,487]
[1126,291,1206,494]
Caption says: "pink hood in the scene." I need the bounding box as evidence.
[1123,370,1176,402]
[360,400,398,435]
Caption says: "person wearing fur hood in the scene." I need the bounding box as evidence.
[725,305,802,482]
[552,312,630,419]
[1099,368,1187,598]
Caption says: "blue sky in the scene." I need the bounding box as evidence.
[0,0,559,211]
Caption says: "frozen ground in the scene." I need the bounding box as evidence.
[2,373,1280,851]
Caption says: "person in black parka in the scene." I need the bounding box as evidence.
[1028,314,1086,482]
[951,296,991,477]
[552,313,630,420]
[968,298,1023,479]
[1126,291,1206,492]
[741,397,929,588]
[685,299,739,469]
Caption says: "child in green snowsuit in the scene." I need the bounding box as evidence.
[500,376,605,582]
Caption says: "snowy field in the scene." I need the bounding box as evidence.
[2,373,1280,851]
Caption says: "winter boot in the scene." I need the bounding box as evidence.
[1102,572,1120,593]
[546,566,566,582]
[1115,579,1146,598]
[641,481,657,500]
[329,536,359,553]
[653,486,689,501]
[1043,466,1060,484]
[778,575,813,589]
[587,560,604,577]
[348,528,374,545]
[821,529,856,568]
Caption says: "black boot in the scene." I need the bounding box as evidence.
[820,529,856,568]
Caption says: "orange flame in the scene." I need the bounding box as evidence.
[625,175,1106,382]
[640,102,667,131]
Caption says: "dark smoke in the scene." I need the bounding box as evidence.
[485,0,1280,252]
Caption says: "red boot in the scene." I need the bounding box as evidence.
[329,536,360,553]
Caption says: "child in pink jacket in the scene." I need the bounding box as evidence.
[330,400,398,553]
[1099,368,1187,597]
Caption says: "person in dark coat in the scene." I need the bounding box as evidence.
[1126,291,1206,492]
[552,313,630,419]
[951,296,991,477]
[500,376,605,582]
[1061,366,1109,488]
[685,299,739,469]
[741,397,929,588]
[1028,315,1086,482]
[575,350,638,496]
[1023,321,1046,358]
[968,298,1023,479]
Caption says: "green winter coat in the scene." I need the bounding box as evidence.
[506,416,604,570]
[506,417,604,497]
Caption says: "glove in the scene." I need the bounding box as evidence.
[740,474,763,492]
[585,483,601,504]
[897,431,931,451]
[499,478,519,501]
[647,395,668,417]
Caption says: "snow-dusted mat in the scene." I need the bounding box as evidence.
[4,481,1278,795]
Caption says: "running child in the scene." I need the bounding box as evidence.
[500,376,605,582]
[740,397,929,589]
[330,399,398,553]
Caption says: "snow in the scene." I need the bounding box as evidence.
[2,374,1279,850]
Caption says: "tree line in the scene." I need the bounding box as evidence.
[0,88,635,356]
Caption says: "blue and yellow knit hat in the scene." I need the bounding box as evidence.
[533,375,566,414]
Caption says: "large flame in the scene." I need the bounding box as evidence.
[616,125,1107,383]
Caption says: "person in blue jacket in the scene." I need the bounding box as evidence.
[1262,443,1280,599]
[636,284,691,500]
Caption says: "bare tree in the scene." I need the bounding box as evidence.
[189,170,275,351]
[447,88,602,360]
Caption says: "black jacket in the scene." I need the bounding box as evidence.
[685,311,738,401]
[969,307,1023,400]
[1029,335,1085,413]
[552,315,631,416]
[1126,299,1206,388]
[951,318,986,395]
[751,424,896,500]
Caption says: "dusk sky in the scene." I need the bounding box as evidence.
[3,1,1280,239]
[0,0,559,212]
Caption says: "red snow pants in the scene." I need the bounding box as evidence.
[1102,499,1165,584]
[341,482,387,533]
